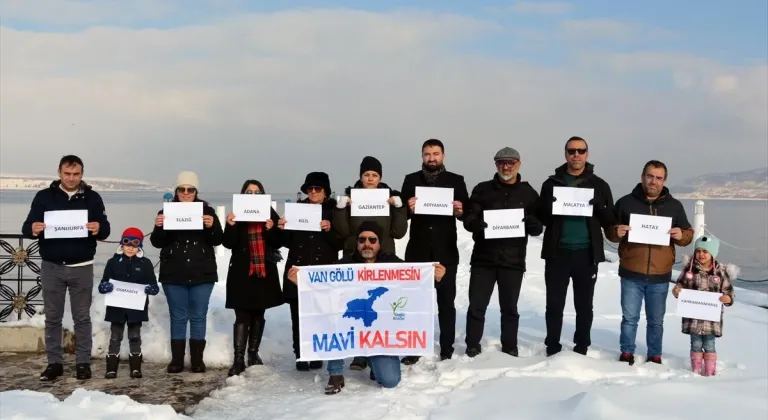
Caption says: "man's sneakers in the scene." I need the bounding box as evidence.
[39,363,63,381]
[619,352,635,366]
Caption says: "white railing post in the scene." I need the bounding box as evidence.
[216,205,227,257]
[693,200,705,241]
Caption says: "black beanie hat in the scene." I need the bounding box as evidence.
[301,171,331,195]
[359,156,383,178]
[357,220,383,240]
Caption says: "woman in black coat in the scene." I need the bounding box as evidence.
[222,179,284,376]
[278,172,342,371]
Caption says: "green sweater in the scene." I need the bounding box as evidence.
[559,174,590,249]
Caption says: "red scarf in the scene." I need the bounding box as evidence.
[247,223,266,277]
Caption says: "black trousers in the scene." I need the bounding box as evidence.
[544,248,598,352]
[435,265,458,356]
[465,265,524,352]
[289,300,300,358]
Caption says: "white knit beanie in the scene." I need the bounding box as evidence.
[175,171,200,189]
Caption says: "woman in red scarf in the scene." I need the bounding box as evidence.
[222,180,284,376]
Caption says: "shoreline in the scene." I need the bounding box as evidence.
[676,196,768,201]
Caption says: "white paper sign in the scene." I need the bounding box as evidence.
[552,186,594,217]
[677,289,723,322]
[483,209,525,239]
[233,194,272,222]
[43,210,88,239]
[163,202,203,230]
[284,203,322,232]
[104,279,148,311]
[414,186,454,216]
[350,188,390,217]
[297,262,436,361]
[628,214,672,246]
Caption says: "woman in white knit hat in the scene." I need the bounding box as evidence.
[150,171,224,374]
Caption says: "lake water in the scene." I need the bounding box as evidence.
[1,191,766,294]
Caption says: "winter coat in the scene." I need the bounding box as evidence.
[280,198,342,300]
[21,180,111,265]
[333,181,408,256]
[606,184,694,283]
[462,174,543,271]
[536,162,617,263]
[399,169,470,266]
[150,201,224,285]
[675,255,737,337]
[222,208,285,310]
[101,252,157,323]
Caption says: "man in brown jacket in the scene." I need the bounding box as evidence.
[605,160,694,366]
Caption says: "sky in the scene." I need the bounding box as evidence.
[1,0,766,195]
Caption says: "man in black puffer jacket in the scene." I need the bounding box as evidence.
[461,147,543,358]
[22,155,111,382]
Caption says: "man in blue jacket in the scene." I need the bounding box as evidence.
[21,155,111,381]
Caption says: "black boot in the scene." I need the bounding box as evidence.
[129,353,143,378]
[189,339,207,373]
[167,339,185,373]
[229,323,248,376]
[309,361,323,369]
[40,363,63,381]
[105,354,119,379]
[76,363,91,380]
[401,356,421,365]
[247,318,265,366]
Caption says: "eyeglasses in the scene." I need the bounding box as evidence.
[244,190,263,194]
[496,160,519,168]
[176,187,197,194]
[306,186,324,193]
[357,236,378,244]
[121,238,141,247]
[566,148,587,155]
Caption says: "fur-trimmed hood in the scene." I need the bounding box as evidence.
[681,254,740,280]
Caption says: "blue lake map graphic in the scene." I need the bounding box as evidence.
[342,286,389,327]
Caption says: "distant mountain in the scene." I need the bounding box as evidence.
[0,173,166,192]
[672,167,768,200]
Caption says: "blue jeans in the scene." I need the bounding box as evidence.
[619,278,669,357]
[327,356,401,388]
[690,334,716,353]
[162,283,214,340]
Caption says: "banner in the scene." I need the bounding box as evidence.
[297,262,436,361]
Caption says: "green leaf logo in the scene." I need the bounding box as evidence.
[390,297,408,314]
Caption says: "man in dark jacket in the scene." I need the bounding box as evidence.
[286,221,447,395]
[461,147,543,357]
[399,139,470,363]
[21,155,111,381]
[536,137,617,357]
[605,160,693,365]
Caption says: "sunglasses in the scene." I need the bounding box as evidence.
[566,148,587,155]
[176,187,197,194]
[244,190,263,194]
[357,236,378,244]
[306,186,324,193]
[121,238,141,247]
[496,160,518,168]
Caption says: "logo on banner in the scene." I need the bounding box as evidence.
[390,297,407,321]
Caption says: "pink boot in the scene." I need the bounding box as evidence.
[703,353,717,376]
[690,352,704,375]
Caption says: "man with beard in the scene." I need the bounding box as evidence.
[605,160,693,365]
[22,155,111,381]
[399,138,470,364]
[287,221,447,394]
[461,147,542,357]
[537,137,617,357]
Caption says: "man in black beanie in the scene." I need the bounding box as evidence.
[287,220,446,395]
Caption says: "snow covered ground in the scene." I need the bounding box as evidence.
[2,221,767,419]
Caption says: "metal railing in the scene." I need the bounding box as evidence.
[0,234,43,322]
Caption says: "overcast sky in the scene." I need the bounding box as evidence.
[1,0,766,195]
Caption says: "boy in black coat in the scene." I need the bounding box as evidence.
[98,227,159,379]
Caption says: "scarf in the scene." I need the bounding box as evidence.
[421,164,445,186]
[247,223,266,277]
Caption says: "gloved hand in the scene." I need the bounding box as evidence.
[468,218,488,233]
[336,196,350,209]
[551,195,557,202]
[145,284,160,296]
[390,196,403,208]
[523,215,543,234]
[98,281,113,294]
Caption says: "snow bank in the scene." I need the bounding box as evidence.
[3,221,767,419]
